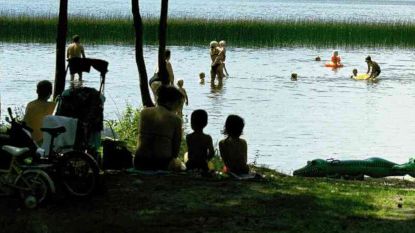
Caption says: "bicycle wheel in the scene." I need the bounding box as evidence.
[15,170,54,207]
[59,151,99,197]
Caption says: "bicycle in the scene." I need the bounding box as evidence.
[0,145,55,208]
[5,108,99,197]
[39,125,99,197]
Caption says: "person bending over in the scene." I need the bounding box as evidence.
[219,115,249,175]
[134,85,184,170]
[23,80,56,145]
[186,109,215,172]
[365,56,381,80]
[67,35,86,81]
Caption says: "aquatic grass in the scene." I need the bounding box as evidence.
[2,14,415,47]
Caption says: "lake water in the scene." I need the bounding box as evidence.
[2,43,415,173]
[2,0,415,22]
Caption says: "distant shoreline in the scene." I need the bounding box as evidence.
[1,15,415,48]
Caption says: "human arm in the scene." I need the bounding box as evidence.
[171,117,182,158]
[81,45,86,58]
[166,61,174,85]
[184,89,189,105]
[207,135,215,160]
[241,139,248,166]
[366,63,370,74]
[66,46,70,59]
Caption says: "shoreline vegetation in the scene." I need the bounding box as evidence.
[1,14,415,47]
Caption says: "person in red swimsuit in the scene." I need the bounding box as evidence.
[331,50,341,65]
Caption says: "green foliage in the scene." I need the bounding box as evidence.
[2,14,415,47]
[106,105,141,152]
[107,105,188,158]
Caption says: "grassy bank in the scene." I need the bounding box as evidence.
[2,15,415,47]
[1,169,415,233]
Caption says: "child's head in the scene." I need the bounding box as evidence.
[333,50,339,56]
[37,80,53,100]
[223,115,245,138]
[72,35,80,43]
[191,109,208,131]
[210,41,218,49]
[219,40,226,48]
[352,69,358,76]
[315,56,321,61]
[199,72,205,79]
[165,49,171,60]
[291,73,297,81]
[177,79,184,87]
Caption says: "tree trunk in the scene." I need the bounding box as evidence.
[132,0,154,107]
[54,0,68,99]
[158,0,169,85]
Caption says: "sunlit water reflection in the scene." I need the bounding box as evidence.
[1,43,415,173]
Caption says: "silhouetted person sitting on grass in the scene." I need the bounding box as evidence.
[134,85,184,171]
[23,80,56,145]
[219,115,249,175]
[185,109,215,172]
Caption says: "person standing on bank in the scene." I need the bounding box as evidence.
[67,35,86,82]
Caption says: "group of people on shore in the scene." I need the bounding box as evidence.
[66,35,242,175]
[134,85,250,175]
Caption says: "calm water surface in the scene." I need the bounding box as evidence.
[1,43,415,173]
[2,0,415,22]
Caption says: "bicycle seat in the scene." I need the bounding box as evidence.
[2,145,30,157]
[41,126,66,137]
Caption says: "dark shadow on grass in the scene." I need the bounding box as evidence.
[1,173,415,233]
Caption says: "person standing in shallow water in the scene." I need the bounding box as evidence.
[210,41,224,87]
[67,35,86,81]
[134,85,184,171]
[365,56,381,80]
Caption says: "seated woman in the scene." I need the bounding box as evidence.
[219,115,249,175]
[134,85,184,170]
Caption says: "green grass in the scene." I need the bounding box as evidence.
[2,14,415,47]
[2,170,415,232]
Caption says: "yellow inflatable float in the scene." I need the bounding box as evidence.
[352,73,370,80]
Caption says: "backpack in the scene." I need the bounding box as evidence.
[102,138,133,170]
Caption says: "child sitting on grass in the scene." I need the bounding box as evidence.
[186,109,215,172]
[219,114,249,175]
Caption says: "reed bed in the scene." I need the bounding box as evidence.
[1,14,415,47]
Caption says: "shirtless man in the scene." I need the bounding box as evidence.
[67,35,86,81]
[134,85,183,170]
[365,56,381,80]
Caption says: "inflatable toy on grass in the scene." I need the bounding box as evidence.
[293,157,415,179]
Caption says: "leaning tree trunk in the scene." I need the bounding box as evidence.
[54,0,68,99]
[158,0,169,85]
[132,0,154,107]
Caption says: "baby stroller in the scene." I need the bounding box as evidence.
[56,58,109,160]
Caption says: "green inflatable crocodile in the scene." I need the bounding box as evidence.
[293,157,415,179]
